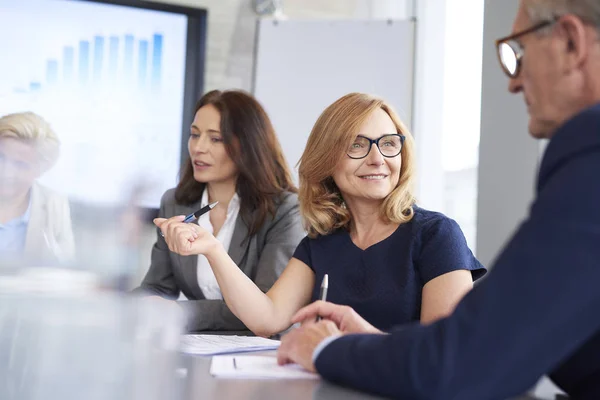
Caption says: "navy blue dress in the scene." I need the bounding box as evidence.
[293,206,486,331]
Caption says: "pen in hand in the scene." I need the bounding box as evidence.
[159,201,218,237]
[183,201,219,223]
[315,274,329,322]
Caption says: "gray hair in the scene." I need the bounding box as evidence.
[0,112,61,171]
[525,0,600,34]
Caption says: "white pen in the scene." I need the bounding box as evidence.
[315,274,329,322]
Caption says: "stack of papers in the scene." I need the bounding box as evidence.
[180,334,280,356]
[210,355,319,379]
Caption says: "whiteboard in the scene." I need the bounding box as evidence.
[253,19,415,179]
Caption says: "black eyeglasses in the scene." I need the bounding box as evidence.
[495,18,557,78]
[346,134,405,159]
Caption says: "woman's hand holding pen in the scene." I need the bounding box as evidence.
[153,216,222,257]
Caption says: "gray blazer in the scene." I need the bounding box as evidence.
[136,189,305,332]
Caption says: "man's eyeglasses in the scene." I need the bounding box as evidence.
[495,18,557,78]
[347,134,405,159]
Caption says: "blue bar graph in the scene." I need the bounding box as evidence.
[46,60,58,85]
[93,36,104,82]
[151,34,163,89]
[63,46,74,82]
[124,34,134,79]
[21,31,166,94]
[109,36,119,79]
[79,40,90,84]
[138,39,148,88]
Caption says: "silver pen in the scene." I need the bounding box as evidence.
[315,274,328,322]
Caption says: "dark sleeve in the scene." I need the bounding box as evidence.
[292,236,313,271]
[315,152,600,399]
[181,193,306,332]
[132,190,180,299]
[417,216,486,284]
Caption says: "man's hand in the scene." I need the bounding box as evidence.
[153,216,221,256]
[276,320,341,372]
[292,301,383,335]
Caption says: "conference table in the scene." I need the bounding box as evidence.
[178,329,387,399]
[175,331,556,399]
[177,350,386,400]
[176,350,548,400]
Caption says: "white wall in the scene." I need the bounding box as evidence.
[412,0,447,212]
[438,0,484,251]
[149,0,367,91]
[353,0,412,18]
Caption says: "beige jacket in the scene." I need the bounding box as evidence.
[23,182,75,263]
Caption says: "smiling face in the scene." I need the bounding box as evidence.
[332,108,401,205]
[188,104,238,186]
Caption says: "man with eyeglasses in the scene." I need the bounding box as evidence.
[276,1,600,399]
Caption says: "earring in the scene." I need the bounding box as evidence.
[338,194,347,209]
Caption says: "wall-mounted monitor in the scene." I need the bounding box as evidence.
[0,0,207,209]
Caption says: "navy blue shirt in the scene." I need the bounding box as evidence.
[314,104,600,400]
[293,207,486,331]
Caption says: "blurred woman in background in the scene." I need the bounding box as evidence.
[136,90,305,332]
[0,112,74,264]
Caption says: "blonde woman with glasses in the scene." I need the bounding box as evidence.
[156,93,485,337]
[0,112,74,263]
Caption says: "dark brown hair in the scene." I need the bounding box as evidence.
[175,90,296,237]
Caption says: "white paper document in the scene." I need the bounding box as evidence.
[210,355,320,379]
[180,334,280,356]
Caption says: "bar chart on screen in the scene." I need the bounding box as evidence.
[0,0,190,207]
[26,32,165,93]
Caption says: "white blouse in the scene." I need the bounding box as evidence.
[195,189,240,299]
[178,189,240,301]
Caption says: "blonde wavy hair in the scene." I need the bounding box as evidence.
[298,93,416,238]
